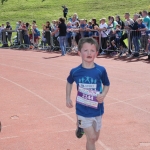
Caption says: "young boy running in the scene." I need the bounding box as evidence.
[66,37,110,150]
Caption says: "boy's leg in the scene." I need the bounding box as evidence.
[84,126,100,150]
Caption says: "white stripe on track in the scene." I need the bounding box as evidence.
[0,75,110,149]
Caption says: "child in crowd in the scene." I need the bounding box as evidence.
[111,24,122,55]
[98,18,108,54]
[41,30,47,47]
[79,19,87,38]
[66,37,110,150]
[66,22,72,47]
[86,21,93,37]
[32,25,40,46]
[52,21,60,48]
[83,19,89,37]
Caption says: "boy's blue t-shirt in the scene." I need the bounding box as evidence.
[116,30,122,39]
[138,23,146,35]
[67,63,110,117]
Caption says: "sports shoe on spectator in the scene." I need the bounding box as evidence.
[123,48,128,53]
[127,53,134,58]
[143,52,148,56]
[110,52,117,56]
[118,51,123,57]
[76,127,84,138]
[100,51,106,55]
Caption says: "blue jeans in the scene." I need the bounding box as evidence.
[58,36,66,55]
[23,35,30,45]
[132,36,140,53]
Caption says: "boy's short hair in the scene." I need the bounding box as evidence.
[136,18,143,22]
[78,37,99,52]
[88,21,92,25]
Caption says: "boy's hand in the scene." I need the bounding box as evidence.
[66,99,73,108]
[96,93,106,103]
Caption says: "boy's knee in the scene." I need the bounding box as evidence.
[87,135,97,143]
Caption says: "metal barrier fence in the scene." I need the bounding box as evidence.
[0,29,53,50]
[0,28,150,58]
[99,28,150,57]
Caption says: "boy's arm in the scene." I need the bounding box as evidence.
[66,82,73,108]
[97,85,109,103]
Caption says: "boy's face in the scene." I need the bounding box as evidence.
[78,43,98,63]
[137,20,142,24]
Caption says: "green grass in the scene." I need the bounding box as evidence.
[0,0,150,29]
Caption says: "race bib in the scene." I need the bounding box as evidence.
[76,87,99,109]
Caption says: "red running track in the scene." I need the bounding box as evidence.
[0,49,150,150]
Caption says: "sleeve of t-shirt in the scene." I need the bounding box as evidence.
[67,70,74,84]
[101,68,110,86]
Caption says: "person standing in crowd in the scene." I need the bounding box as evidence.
[52,17,67,56]
[32,20,36,26]
[115,15,125,29]
[128,15,141,57]
[137,18,147,52]
[62,5,68,20]
[119,12,134,57]
[5,22,12,46]
[43,21,52,46]
[142,10,150,30]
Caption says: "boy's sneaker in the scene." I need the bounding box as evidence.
[76,127,84,138]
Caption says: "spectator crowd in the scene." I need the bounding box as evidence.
[0,10,150,58]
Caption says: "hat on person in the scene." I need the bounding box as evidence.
[6,22,10,24]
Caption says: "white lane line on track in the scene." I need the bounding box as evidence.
[0,136,19,140]
[0,75,110,150]
[0,63,150,114]
[0,63,66,82]
[0,75,74,122]
[0,63,149,89]
[106,95,150,114]
[0,53,150,75]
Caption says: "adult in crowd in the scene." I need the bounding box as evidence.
[52,17,67,56]
[5,22,12,46]
[43,21,52,46]
[62,5,68,20]
[119,12,134,56]
[142,10,150,30]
